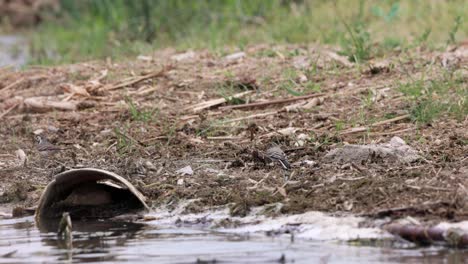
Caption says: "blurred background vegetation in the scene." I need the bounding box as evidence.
[1,0,466,65]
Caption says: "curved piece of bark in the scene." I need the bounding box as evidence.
[35,168,150,226]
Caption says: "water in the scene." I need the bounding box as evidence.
[1,217,467,264]
[0,35,28,69]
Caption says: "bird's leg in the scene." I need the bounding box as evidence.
[282,170,291,182]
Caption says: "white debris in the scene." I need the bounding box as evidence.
[137,55,153,61]
[277,127,298,136]
[177,178,184,185]
[47,125,60,133]
[15,149,27,167]
[204,168,219,174]
[301,159,317,167]
[144,160,158,171]
[144,204,389,241]
[171,51,196,62]
[33,129,44,135]
[285,98,323,112]
[292,56,310,69]
[176,165,193,176]
[294,133,309,147]
[436,221,468,232]
[298,72,308,83]
[224,52,246,61]
[100,128,112,135]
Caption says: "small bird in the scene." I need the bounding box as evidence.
[35,134,65,157]
[266,144,291,170]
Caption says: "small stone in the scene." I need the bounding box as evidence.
[177,178,184,185]
[144,160,158,171]
[301,160,317,167]
[176,165,193,176]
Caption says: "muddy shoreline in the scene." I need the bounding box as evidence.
[0,44,467,227]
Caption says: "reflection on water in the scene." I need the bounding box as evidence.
[0,216,467,264]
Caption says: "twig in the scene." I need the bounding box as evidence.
[0,103,19,120]
[117,131,146,147]
[222,111,279,123]
[220,93,325,111]
[336,176,366,181]
[406,185,453,192]
[369,127,415,136]
[104,141,117,153]
[191,159,234,163]
[0,78,23,93]
[340,114,411,135]
[140,136,168,143]
[101,66,171,91]
[370,114,411,126]
[206,136,242,140]
[188,90,253,112]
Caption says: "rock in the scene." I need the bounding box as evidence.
[324,136,421,164]
[176,165,193,176]
[144,160,158,171]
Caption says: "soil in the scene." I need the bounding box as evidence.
[0,44,467,224]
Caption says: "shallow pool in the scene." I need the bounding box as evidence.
[0,216,466,264]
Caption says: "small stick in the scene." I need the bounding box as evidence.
[220,93,325,111]
[0,78,23,93]
[116,130,146,146]
[369,127,415,136]
[0,103,19,120]
[188,90,253,112]
[206,136,242,140]
[101,66,171,91]
[406,185,453,192]
[222,111,279,123]
[336,176,366,181]
[339,114,410,135]
[370,114,411,126]
[140,136,168,143]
